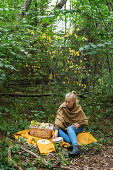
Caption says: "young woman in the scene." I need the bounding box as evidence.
[53,91,88,156]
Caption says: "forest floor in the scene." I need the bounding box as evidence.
[41,143,113,170]
[1,131,112,170]
[63,144,113,170]
[0,98,113,170]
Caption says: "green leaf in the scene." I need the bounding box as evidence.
[7,132,10,135]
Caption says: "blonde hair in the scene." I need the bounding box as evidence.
[65,91,78,104]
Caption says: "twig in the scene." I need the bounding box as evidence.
[51,164,73,170]
[20,146,40,159]
[20,146,71,169]
[20,146,47,165]
[9,145,74,169]
[8,146,22,170]
[51,161,73,170]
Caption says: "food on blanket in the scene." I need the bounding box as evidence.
[37,139,50,144]
[29,121,54,138]
[30,120,53,130]
[40,122,46,128]
[36,122,40,126]
[30,120,35,126]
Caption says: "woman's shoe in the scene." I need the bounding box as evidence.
[69,145,81,157]
[67,145,73,151]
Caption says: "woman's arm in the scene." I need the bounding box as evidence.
[73,122,80,129]
[52,124,59,139]
[53,129,58,139]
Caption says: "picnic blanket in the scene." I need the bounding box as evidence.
[14,130,97,155]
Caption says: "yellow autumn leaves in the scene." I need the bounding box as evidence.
[27,26,88,41]
[62,78,86,89]
[26,28,87,89]
[69,48,80,56]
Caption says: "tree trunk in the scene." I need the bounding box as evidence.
[42,0,67,28]
[55,0,67,9]
[19,0,32,17]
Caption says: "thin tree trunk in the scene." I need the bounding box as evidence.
[34,1,38,26]
[55,0,67,9]
[42,0,67,28]
[105,52,112,80]
[19,0,32,17]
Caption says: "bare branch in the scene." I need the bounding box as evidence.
[8,146,23,170]
[20,146,40,159]
[20,146,47,166]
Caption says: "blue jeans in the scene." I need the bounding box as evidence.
[58,125,83,145]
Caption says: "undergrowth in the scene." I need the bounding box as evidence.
[0,92,112,169]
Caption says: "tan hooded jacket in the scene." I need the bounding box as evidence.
[55,102,88,130]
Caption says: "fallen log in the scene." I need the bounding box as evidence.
[6,78,49,86]
[0,92,88,98]
[0,93,58,97]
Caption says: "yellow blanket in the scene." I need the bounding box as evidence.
[14,129,69,155]
[14,130,97,155]
[77,131,98,145]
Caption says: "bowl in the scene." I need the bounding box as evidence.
[52,137,63,143]
[37,139,50,144]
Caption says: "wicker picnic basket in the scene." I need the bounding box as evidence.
[29,123,54,139]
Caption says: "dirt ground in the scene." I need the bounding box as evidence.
[47,144,113,170]
[67,145,113,170]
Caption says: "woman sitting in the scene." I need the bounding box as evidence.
[53,91,88,156]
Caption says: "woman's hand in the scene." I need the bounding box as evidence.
[52,130,58,139]
[73,123,80,129]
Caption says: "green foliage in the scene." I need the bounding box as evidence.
[0,0,113,169]
[80,142,100,154]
